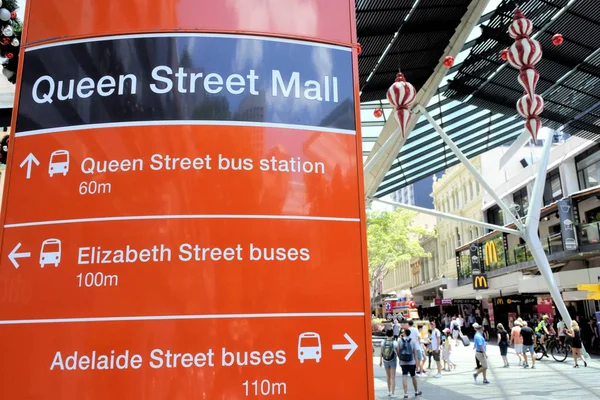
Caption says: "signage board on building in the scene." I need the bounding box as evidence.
[472,273,489,290]
[495,296,537,306]
[0,1,373,399]
[557,198,578,252]
[452,299,481,305]
[469,243,481,274]
[484,240,498,266]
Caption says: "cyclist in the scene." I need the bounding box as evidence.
[535,315,554,357]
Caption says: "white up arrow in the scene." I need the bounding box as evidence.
[19,153,40,179]
[8,243,31,269]
[332,333,358,361]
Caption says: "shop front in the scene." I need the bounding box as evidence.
[492,295,542,327]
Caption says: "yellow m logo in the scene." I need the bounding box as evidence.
[473,274,488,290]
[485,241,498,265]
[496,298,503,305]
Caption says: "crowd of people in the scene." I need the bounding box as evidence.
[378,312,597,397]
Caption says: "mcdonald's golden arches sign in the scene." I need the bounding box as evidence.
[485,240,498,266]
[473,273,489,290]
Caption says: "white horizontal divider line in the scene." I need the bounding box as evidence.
[0,312,365,325]
[15,120,357,138]
[24,32,353,52]
[4,214,361,228]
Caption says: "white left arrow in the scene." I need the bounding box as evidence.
[19,153,40,179]
[332,333,358,361]
[8,243,31,269]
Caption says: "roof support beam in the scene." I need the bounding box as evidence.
[414,104,524,231]
[369,197,521,236]
[364,0,491,201]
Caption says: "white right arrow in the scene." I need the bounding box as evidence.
[332,333,358,361]
[8,243,31,269]
[19,153,40,179]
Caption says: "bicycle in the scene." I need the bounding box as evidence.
[534,334,569,362]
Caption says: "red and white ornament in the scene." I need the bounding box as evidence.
[443,56,454,68]
[516,94,544,119]
[507,9,544,141]
[386,72,416,139]
[517,68,540,97]
[552,33,564,46]
[373,108,383,118]
[508,9,533,39]
[507,37,542,69]
[524,117,542,142]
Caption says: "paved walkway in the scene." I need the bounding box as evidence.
[373,342,600,399]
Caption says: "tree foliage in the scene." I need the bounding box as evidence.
[367,209,435,285]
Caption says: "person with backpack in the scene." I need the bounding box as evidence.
[379,329,399,397]
[399,329,422,399]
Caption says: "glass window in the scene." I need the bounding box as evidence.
[576,145,600,190]
[513,187,529,216]
[486,205,503,228]
[543,169,562,205]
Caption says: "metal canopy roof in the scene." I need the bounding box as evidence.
[358,0,475,102]
[365,0,600,198]
[445,0,600,140]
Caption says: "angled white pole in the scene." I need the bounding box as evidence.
[370,197,521,236]
[522,128,586,357]
[364,128,401,176]
[414,104,524,231]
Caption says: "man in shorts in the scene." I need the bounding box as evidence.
[472,323,490,384]
[399,329,423,399]
[520,321,537,369]
[510,318,524,366]
[430,320,443,378]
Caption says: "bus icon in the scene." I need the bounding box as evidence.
[298,332,322,363]
[49,150,69,177]
[40,238,61,268]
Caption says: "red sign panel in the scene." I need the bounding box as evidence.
[0,2,372,399]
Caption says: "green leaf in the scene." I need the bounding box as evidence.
[367,209,435,283]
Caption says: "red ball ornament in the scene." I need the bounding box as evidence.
[2,38,9,45]
[443,56,454,68]
[552,33,564,46]
[357,43,363,56]
[373,108,383,118]
[500,49,509,61]
[408,301,416,309]
[6,53,13,59]
[10,11,17,19]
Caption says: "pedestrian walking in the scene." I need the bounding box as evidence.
[407,320,423,376]
[496,323,510,367]
[472,323,490,384]
[379,329,399,397]
[430,320,443,378]
[565,321,587,368]
[399,329,423,399]
[393,319,401,340]
[442,329,456,370]
[519,321,536,369]
[510,318,524,366]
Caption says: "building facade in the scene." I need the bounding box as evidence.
[445,135,600,326]
[432,156,484,279]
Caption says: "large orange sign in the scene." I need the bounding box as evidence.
[0,1,373,399]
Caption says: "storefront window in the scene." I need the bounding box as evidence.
[543,169,562,205]
[513,187,529,216]
[486,205,503,230]
[576,147,600,190]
